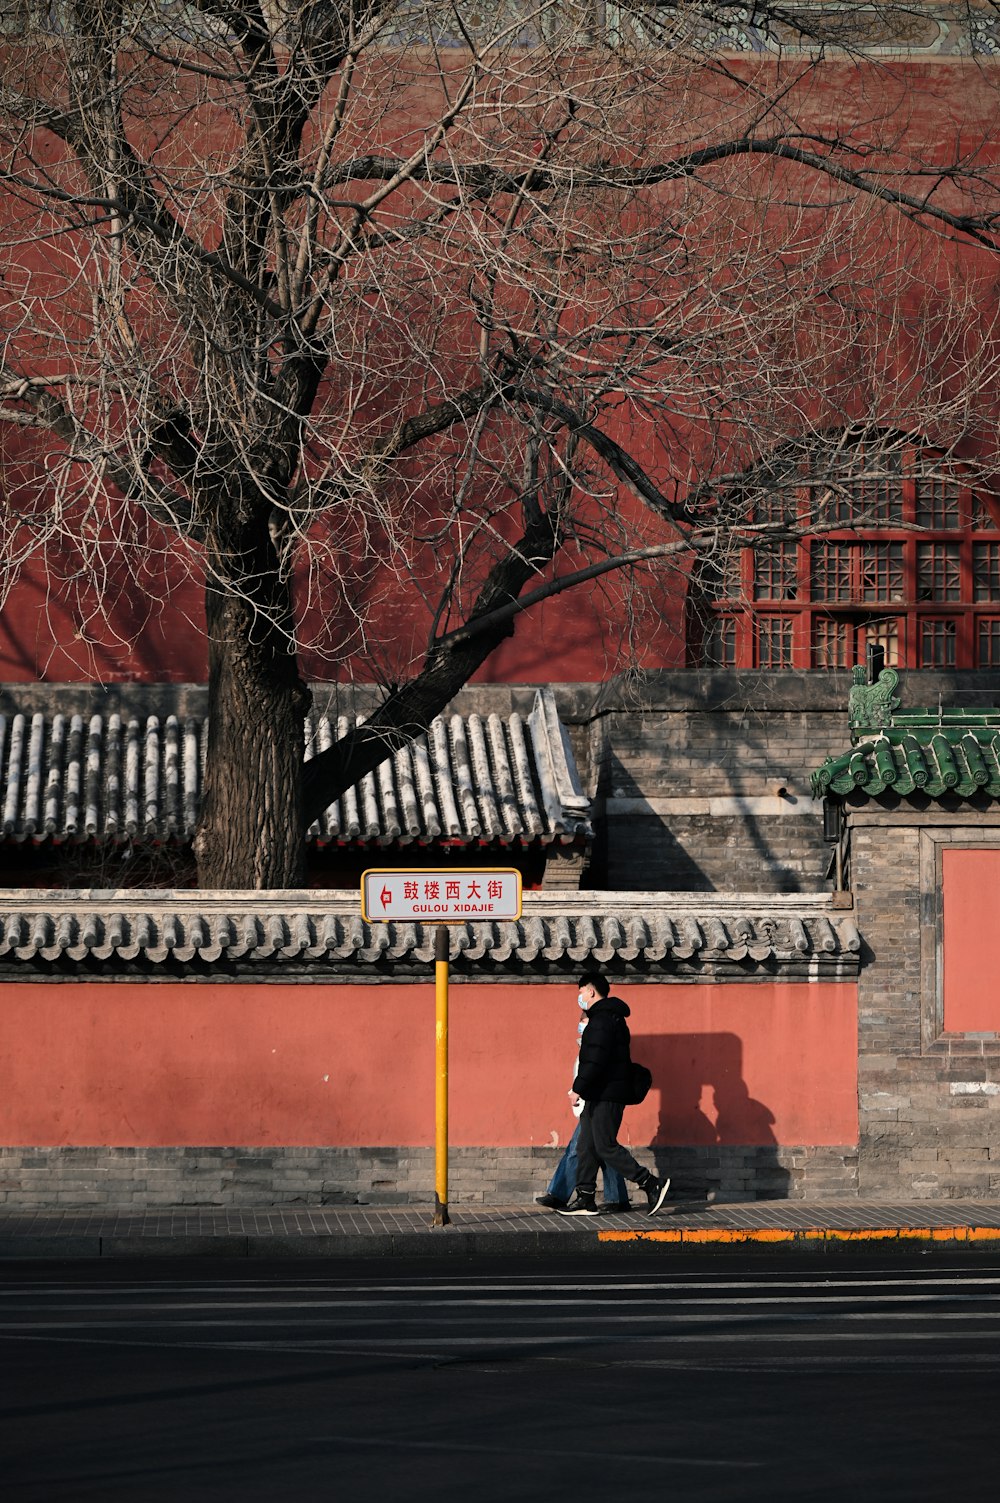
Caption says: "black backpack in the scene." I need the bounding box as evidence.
[626,1060,653,1105]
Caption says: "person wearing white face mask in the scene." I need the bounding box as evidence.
[535,982,632,1214]
[556,973,670,1218]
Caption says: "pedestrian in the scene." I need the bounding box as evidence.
[536,984,631,1214]
[557,972,670,1217]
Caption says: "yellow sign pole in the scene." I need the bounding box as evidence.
[433,924,451,1227]
[361,869,522,1226]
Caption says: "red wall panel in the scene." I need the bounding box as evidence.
[942,847,1000,1034]
[0,979,857,1147]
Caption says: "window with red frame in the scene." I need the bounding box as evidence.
[687,439,1000,670]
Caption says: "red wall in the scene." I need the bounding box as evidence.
[0,979,858,1147]
[4,58,1000,688]
[0,551,686,685]
[942,847,1000,1033]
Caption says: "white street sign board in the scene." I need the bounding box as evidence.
[361,867,522,923]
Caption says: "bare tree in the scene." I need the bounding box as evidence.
[1,0,999,886]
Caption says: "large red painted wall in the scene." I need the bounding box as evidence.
[3,58,999,687]
[0,979,858,1147]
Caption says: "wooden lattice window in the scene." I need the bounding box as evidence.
[687,437,1000,670]
[979,619,1000,666]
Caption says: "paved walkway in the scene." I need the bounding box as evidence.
[4,1199,1000,1258]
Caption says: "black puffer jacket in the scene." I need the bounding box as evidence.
[573,996,633,1103]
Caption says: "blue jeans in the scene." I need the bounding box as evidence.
[547,1120,629,1204]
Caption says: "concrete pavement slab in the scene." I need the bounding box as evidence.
[3,1200,1000,1258]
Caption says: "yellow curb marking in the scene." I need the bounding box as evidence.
[600,1228,683,1243]
[597,1226,1000,1245]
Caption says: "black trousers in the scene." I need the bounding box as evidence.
[574,1100,646,1195]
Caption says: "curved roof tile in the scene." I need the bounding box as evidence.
[812,726,1000,800]
[814,676,1000,803]
[0,690,591,850]
[0,892,860,974]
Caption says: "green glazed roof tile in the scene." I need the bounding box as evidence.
[929,734,959,789]
[901,737,928,788]
[815,666,1000,804]
[811,727,1000,801]
[873,740,897,787]
[983,738,1000,785]
[961,734,990,788]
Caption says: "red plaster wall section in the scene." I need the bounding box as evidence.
[0,981,857,1148]
[942,847,1000,1034]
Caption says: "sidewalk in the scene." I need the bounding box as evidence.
[4,1199,1000,1259]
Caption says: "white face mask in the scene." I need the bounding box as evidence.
[578,992,590,1010]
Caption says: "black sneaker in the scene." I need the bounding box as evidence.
[598,1201,632,1215]
[534,1193,567,1210]
[556,1192,599,1217]
[642,1176,671,1215]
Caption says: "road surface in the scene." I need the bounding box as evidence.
[2,1251,998,1500]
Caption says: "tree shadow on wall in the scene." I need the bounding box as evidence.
[594,683,832,891]
[631,1032,791,1201]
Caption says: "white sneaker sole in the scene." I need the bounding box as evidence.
[647,1178,671,1215]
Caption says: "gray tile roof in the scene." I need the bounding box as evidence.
[0,891,860,974]
[0,689,591,849]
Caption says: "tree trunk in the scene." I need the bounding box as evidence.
[193,518,310,890]
[302,510,563,824]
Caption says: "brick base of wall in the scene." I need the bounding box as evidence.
[0,1144,862,1207]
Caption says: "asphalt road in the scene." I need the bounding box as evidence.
[2,1251,999,1502]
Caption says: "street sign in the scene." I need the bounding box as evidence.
[361,867,522,1228]
[361,867,522,923]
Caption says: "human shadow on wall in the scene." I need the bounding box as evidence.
[631,1031,791,1201]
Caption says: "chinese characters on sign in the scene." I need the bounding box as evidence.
[361,868,522,922]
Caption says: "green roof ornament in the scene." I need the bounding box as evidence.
[848,665,900,734]
[811,663,1000,800]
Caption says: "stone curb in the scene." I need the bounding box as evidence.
[3,1224,1000,1260]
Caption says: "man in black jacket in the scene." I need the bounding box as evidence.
[558,973,670,1217]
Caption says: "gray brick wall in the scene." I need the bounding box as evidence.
[853,816,1000,1198]
[592,682,850,892]
[0,1143,858,1208]
[580,669,1000,893]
